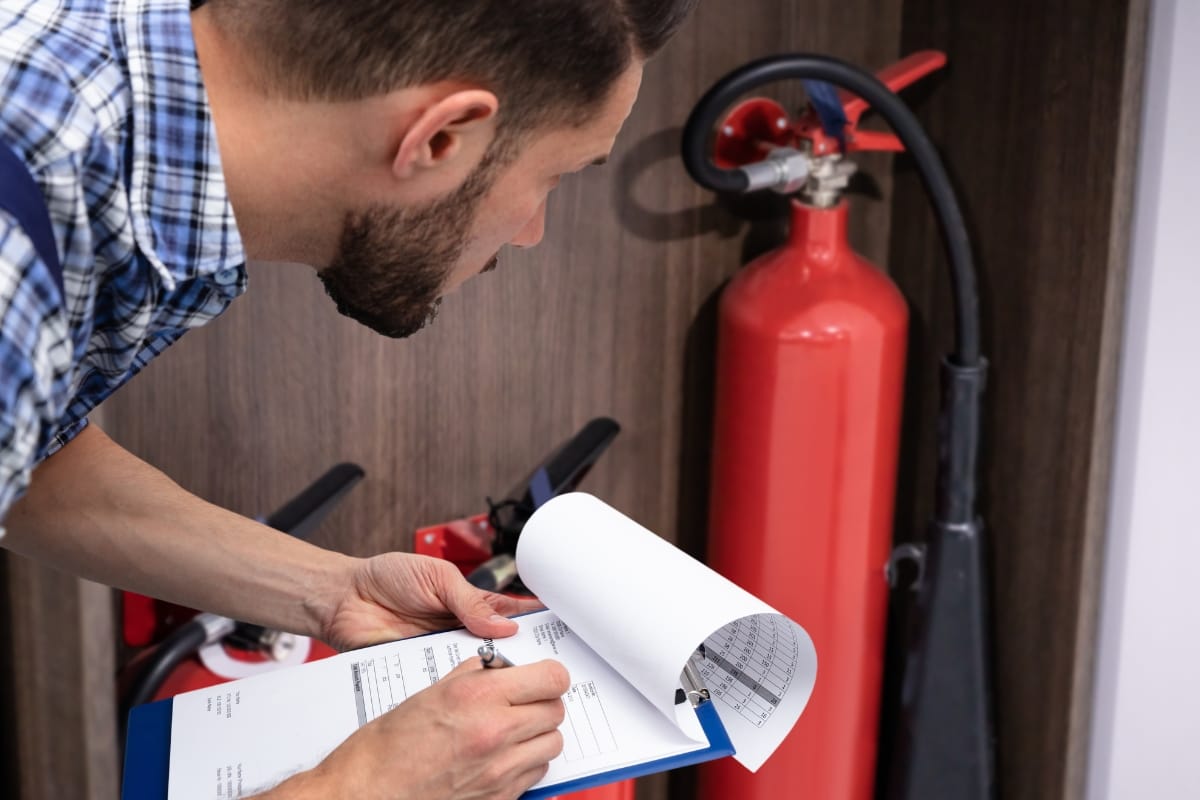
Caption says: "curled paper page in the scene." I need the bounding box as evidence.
[516,493,817,771]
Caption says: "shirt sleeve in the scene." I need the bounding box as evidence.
[0,210,74,534]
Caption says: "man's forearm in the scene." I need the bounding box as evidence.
[1,424,357,639]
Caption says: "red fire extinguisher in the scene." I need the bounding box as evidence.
[682,52,994,800]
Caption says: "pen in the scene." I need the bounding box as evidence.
[478,644,516,669]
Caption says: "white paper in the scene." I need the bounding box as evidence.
[516,493,817,771]
[166,610,708,799]
[163,493,817,796]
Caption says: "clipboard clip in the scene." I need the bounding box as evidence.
[678,649,711,707]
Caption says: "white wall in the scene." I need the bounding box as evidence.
[1087,1,1200,798]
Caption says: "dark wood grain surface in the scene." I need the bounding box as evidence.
[882,1,1146,798]
[0,556,117,800]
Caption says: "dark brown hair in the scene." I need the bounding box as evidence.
[211,0,697,134]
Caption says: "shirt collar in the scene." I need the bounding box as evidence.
[117,0,245,290]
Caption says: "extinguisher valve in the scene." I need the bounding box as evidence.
[803,154,858,207]
[740,147,811,194]
[693,51,951,203]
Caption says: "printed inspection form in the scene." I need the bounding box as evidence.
[147,493,818,799]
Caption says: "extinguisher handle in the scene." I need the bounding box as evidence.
[834,51,947,153]
[487,417,621,555]
[263,462,365,540]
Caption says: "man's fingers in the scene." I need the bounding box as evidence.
[508,728,566,774]
[495,660,571,705]
[492,729,563,797]
[441,658,566,710]
[445,655,486,679]
[488,594,546,618]
[500,697,567,743]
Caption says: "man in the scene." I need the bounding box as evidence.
[0,0,697,797]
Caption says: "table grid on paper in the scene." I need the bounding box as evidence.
[699,616,800,728]
[353,652,408,724]
[560,681,618,762]
[422,646,440,684]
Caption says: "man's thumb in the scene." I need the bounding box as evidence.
[448,582,520,638]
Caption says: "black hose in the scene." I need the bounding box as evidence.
[121,618,208,731]
[681,53,982,368]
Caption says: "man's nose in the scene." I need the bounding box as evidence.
[510,201,547,248]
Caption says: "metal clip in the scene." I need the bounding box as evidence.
[679,651,711,707]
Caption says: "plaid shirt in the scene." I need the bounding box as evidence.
[0,0,245,531]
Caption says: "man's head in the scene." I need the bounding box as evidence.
[194,0,697,337]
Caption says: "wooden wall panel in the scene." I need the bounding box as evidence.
[0,558,118,800]
[882,1,1147,798]
[1,408,119,800]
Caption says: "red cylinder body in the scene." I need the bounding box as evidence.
[698,199,907,800]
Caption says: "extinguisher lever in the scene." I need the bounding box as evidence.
[836,51,947,152]
[793,50,947,155]
[263,462,366,541]
[486,416,622,555]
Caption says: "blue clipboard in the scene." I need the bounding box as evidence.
[122,696,733,799]
[523,699,734,799]
[123,699,174,800]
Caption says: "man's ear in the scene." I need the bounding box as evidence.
[393,89,499,179]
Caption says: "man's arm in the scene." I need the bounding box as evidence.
[3,425,570,800]
[2,423,352,638]
[2,422,543,648]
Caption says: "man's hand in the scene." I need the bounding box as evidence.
[322,553,543,651]
[267,657,570,800]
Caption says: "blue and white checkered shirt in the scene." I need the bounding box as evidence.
[0,0,245,528]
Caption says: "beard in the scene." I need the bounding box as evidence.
[317,150,503,339]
